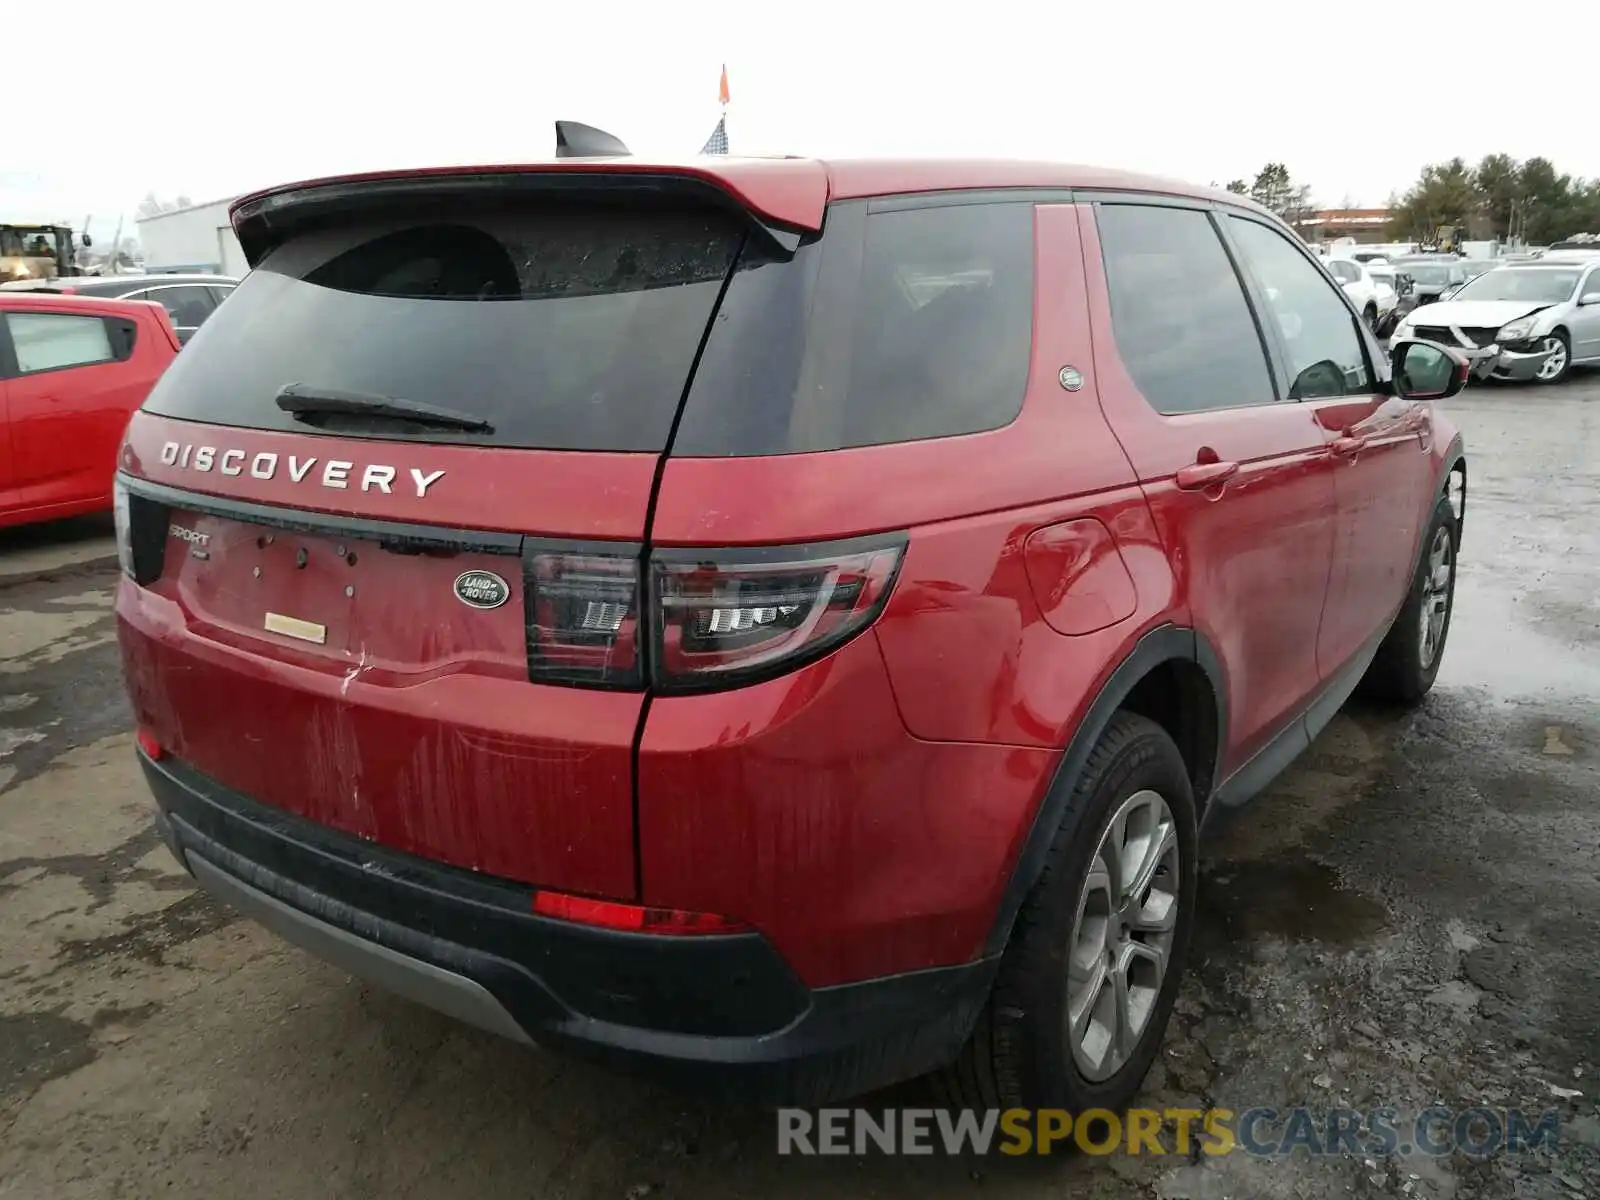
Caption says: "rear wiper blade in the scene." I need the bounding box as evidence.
[274,383,494,433]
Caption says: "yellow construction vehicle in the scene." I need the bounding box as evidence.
[0,223,90,282]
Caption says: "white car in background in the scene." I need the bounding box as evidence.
[1326,258,1397,331]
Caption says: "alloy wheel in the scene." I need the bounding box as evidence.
[1067,788,1181,1082]
[1536,337,1569,381]
[1418,524,1454,669]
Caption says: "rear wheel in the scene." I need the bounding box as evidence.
[1535,330,1571,384]
[1360,495,1458,704]
[944,713,1197,1110]
[1363,303,1378,333]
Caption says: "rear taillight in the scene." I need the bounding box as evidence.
[650,537,904,693]
[113,479,133,578]
[524,546,644,689]
[112,477,169,585]
[522,534,905,694]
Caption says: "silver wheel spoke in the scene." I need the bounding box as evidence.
[1123,819,1175,907]
[1104,812,1129,899]
[1132,881,1179,933]
[1069,954,1109,1041]
[1119,942,1165,1045]
[1539,339,1567,379]
[1111,955,1135,1063]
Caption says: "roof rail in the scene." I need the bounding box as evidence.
[554,121,631,159]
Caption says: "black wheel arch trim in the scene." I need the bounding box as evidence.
[981,622,1226,958]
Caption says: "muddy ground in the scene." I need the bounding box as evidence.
[1,378,1597,1200]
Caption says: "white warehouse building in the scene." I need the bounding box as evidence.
[136,197,248,276]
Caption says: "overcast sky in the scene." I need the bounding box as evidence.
[10,0,1597,237]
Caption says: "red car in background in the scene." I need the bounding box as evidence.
[0,292,179,528]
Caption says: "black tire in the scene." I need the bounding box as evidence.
[1360,494,1458,704]
[944,713,1198,1111]
[1363,304,1378,333]
[1534,329,1572,385]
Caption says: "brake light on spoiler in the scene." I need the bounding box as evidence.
[524,533,905,694]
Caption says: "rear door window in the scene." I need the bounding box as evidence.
[3,312,120,375]
[144,285,217,335]
[675,200,1035,455]
[140,203,744,451]
[1094,203,1276,414]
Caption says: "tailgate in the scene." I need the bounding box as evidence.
[115,181,757,897]
[118,431,648,897]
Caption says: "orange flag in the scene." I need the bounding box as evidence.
[718,64,730,107]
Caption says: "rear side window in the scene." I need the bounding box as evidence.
[1095,204,1275,415]
[140,203,743,451]
[144,285,216,331]
[675,200,1035,456]
[3,312,133,376]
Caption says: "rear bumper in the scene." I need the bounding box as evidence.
[141,750,995,1103]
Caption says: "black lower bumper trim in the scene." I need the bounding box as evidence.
[140,752,996,1102]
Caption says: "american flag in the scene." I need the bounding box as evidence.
[700,115,729,156]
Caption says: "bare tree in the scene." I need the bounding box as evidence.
[135,192,194,219]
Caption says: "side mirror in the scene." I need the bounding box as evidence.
[1580,292,1600,306]
[1390,338,1468,400]
[80,234,92,248]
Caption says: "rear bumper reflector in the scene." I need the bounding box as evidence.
[531,889,749,935]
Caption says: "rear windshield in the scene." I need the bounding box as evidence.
[675,200,1035,456]
[140,202,744,451]
[1401,264,1450,285]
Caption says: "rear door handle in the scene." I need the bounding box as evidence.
[1175,460,1240,490]
[1331,435,1368,456]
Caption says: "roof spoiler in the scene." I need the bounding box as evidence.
[554,121,631,159]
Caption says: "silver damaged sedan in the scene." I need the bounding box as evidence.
[1392,258,1600,384]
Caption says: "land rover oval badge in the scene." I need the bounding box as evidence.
[453,569,510,610]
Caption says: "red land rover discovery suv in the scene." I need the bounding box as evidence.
[115,156,1467,1109]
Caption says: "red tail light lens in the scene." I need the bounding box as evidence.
[524,546,643,689]
[649,535,905,693]
[521,534,905,693]
[113,479,134,579]
[532,889,750,935]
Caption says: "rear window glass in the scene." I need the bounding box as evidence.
[675,200,1035,456]
[140,203,743,451]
